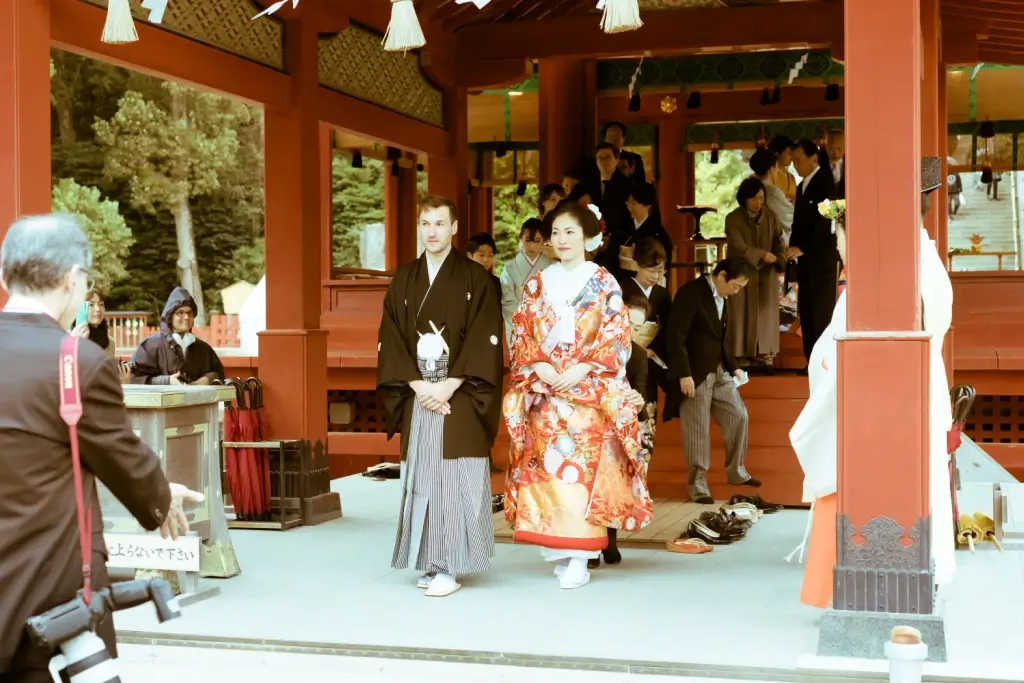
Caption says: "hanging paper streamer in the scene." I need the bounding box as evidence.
[383,0,426,52]
[252,0,298,20]
[102,0,138,44]
[140,0,168,24]
[455,0,493,7]
[787,52,810,85]
[628,56,645,101]
[597,0,643,34]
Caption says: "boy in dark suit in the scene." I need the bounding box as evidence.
[664,258,760,504]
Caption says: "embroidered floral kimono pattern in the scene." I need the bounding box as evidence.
[503,267,653,551]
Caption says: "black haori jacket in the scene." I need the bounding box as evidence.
[131,287,224,385]
[377,250,504,460]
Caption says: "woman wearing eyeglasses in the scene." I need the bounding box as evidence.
[619,238,671,408]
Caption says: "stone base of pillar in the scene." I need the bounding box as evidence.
[817,610,947,662]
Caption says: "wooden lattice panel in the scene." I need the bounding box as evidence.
[81,0,285,70]
[318,27,444,127]
[327,390,386,433]
[963,395,1024,444]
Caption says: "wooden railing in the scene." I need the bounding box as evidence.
[107,311,241,349]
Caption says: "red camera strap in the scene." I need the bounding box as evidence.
[58,335,93,605]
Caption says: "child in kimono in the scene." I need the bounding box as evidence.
[499,218,554,345]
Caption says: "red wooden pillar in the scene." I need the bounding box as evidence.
[678,150,697,286]
[384,160,402,269]
[936,46,949,264]
[658,114,686,291]
[428,86,470,250]
[261,11,330,470]
[921,0,941,243]
[320,124,334,310]
[538,59,597,187]
[468,185,494,237]
[396,159,420,266]
[0,0,51,307]
[820,0,944,657]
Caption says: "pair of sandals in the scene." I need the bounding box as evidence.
[728,494,783,514]
[958,512,1002,551]
[665,501,763,554]
[693,508,752,543]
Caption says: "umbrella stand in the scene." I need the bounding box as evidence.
[223,438,306,531]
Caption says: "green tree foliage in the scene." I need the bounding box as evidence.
[51,178,134,289]
[51,49,265,318]
[493,184,538,275]
[94,83,253,212]
[694,149,752,238]
[217,237,265,285]
[331,152,385,267]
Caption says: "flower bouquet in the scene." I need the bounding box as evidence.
[818,198,846,235]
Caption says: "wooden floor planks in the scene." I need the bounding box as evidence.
[493,498,724,548]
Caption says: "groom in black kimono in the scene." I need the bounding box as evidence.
[377,195,503,598]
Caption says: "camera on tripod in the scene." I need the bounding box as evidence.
[25,578,180,683]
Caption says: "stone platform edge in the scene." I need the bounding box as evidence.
[116,631,1005,683]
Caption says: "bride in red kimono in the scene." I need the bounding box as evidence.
[503,201,653,590]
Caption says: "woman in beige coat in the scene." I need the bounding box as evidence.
[725,177,787,370]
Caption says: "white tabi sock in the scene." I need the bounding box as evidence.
[559,558,590,590]
[429,572,457,591]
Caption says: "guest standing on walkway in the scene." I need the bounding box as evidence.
[377,196,504,598]
[724,177,786,371]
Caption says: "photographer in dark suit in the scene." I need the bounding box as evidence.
[664,258,760,504]
[0,214,202,683]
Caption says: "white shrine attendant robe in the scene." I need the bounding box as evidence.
[789,226,956,587]
[790,292,845,505]
[920,226,955,587]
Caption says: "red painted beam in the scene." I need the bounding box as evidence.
[455,2,843,61]
[317,88,450,158]
[51,0,290,109]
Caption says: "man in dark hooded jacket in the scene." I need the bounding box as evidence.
[131,287,225,385]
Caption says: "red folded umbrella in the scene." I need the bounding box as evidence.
[247,378,271,517]
[228,379,256,518]
[223,397,241,516]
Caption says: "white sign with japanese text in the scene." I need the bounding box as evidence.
[104,533,201,572]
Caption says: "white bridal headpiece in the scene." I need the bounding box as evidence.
[584,204,604,252]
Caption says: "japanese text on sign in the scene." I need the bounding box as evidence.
[104,533,201,572]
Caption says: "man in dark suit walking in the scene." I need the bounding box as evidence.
[788,139,839,362]
[603,121,646,183]
[0,214,202,682]
[664,258,760,504]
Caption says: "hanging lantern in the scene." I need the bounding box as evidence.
[709,129,720,164]
[598,0,643,34]
[102,0,138,44]
[660,96,678,114]
[757,125,767,149]
[383,0,426,52]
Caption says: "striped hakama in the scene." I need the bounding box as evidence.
[391,354,494,575]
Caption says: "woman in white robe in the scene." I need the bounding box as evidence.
[789,206,955,608]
